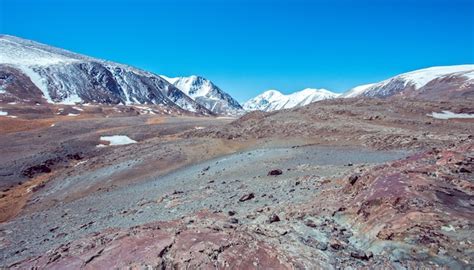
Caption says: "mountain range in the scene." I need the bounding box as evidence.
[243,88,340,111]
[1,35,473,115]
[0,35,212,114]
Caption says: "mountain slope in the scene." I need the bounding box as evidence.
[343,65,474,100]
[0,35,211,114]
[243,88,340,112]
[161,75,243,115]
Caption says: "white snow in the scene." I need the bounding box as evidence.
[342,83,376,98]
[0,36,79,67]
[72,106,84,111]
[67,113,79,117]
[244,88,340,112]
[0,86,5,94]
[59,94,82,105]
[159,75,179,84]
[0,110,8,116]
[428,111,474,119]
[98,135,137,147]
[441,225,456,232]
[399,65,474,89]
[17,66,53,102]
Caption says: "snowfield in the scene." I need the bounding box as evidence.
[429,111,474,120]
[98,135,137,146]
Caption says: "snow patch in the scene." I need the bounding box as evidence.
[17,66,53,102]
[0,110,8,116]
[429,111,474,119]
[59,95,82,105]
[67,113,79,117]
[98,135,137,147]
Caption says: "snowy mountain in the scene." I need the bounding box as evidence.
[161,75,244,115]
[342,65,474,100]
[243,88,340,112]
[0,35,211,114]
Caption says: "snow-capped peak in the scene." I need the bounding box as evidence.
[343,64,474,98]
[161,75,244,115]
[244,88,340,112]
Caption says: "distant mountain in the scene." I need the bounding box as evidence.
[243,88,340,112]
[161,75,244,115]
[343,65,474,100]
[0,35,211,114]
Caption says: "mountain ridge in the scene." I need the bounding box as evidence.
[0,35,212,114]
[243,88,340,112]
[342,65,474,100]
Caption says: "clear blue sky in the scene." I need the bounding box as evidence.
[1,0,473,102]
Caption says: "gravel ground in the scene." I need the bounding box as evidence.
[0,144,408,265]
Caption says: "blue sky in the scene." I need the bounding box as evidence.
[1,0,473,102]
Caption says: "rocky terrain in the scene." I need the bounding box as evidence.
[0,94,473,269]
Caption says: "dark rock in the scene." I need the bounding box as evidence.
[350,250,372,260]
[299,237,328,251]
[304,219,317,228]
[348,174,359,185]
[329,239,345,250]
[22,164,51,178]
[268,169,283,176]
[239,193,255,202]
[268,214,280,223]
[228,210,236,216]
[229,218,239,224]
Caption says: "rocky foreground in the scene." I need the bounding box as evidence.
[0,98,473,269]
